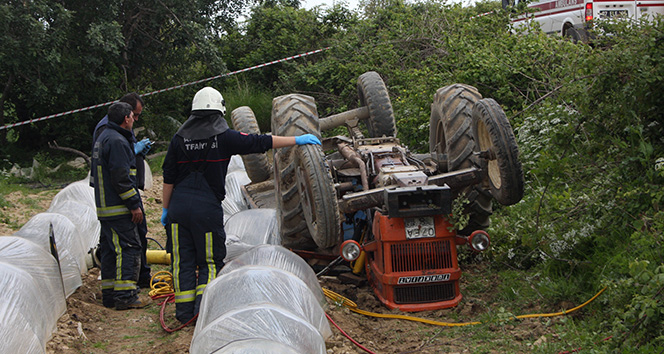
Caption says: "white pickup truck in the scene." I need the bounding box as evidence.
[505,0,664,41]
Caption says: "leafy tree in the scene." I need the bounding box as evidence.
[0,1,72,147]
[0,0,248,154]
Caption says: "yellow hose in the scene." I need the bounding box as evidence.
[324,287,606,327]
[148,270,175,297]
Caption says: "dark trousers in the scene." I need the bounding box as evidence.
[137,216,151,286]
[166,173,226,323]
[99,217,142,307]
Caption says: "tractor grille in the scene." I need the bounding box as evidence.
[394,282,456,304]
[390,240,454,272]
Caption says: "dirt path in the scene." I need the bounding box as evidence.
[2,175,556,353]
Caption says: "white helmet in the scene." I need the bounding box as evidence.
[192,87,226,115]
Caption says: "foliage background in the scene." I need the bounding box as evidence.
[1,0,662,351]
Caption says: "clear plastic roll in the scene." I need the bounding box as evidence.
[0,236,66,325]
[224,234,255,263]
[143,160,153,191]
[13,213,84,296]
[223,209,280,246]
[212,339,299,354]
[0,263,52,354]
[49,178,96,210]
[47,199,100,251]
[197,266,331,339]
[190,304,326,354]
[220,244,323,304]
[223,170,251,217]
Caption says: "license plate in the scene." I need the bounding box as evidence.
[600,10,627,18]
[404,217,436,239]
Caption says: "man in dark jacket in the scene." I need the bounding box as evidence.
[92,102,149,310]
[161,87,321,324]
[91,92,152,289]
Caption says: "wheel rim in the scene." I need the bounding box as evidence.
[296,164,317,235]
[477,120,501,189]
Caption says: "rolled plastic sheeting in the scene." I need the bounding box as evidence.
[143,160,153,191]
[222,170,251,219]
[47,199,100,251]
[49,178,96,210]
[190,305,326,354]
[224,234,254,263]
[13,213,84,296]
[197,266,331,339]
[0,263,53,354]
[226,155,245,174]
[224,209,280,246]
[220,244,324,304]
[212,339,299,354]
[0,236,67,324]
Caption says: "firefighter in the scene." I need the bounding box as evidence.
[92,102,149,310]
[91,92,152,289]
[161,86,320,324]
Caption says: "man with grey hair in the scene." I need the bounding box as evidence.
[91,102,148,310]
[91,92,152,290]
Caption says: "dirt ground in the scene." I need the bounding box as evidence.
[2,175,562,354]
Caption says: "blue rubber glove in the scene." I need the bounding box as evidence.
[134,138,151,155]
[295,134,321,145]
[161,208,168,226]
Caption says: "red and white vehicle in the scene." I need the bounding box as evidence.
[505,0,664,41]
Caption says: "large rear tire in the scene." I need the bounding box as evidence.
[230,106,271,183]
[271,94,341,249]
[472,99,524,206]
[430,84,492,235]
[357,71,397,137]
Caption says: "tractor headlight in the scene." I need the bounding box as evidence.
[340,240,362,261]
[469,230,490,252]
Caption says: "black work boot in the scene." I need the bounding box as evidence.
[116,298,149,310]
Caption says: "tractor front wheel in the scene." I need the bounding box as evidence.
[271,94,341,250]
[430,84,492,235]
[472,98,524,206]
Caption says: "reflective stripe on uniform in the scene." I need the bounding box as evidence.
[171,223,181,293]
[101,279,115,290]
[112,228,123,281]
[97,165,106,207]
[196,283,206,296]
[175,289,196,303]
[114,279,137,291]
[130,168,136,176]
[97,205,131,217]
[205,232,216,286]
[119,188,137,200]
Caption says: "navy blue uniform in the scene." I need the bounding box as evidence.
[92,115,150,287]
[91,121,144,308]
[162,129,272,323]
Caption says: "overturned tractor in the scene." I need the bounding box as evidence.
[233,71,523,311]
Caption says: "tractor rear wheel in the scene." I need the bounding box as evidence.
[357,71,396,137]
[230,106,271,183]
[472,98,524,206]
[430,84,492,235]
[271,94,341,250]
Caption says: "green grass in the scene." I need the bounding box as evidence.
[222,80,274,133]
[122,334,145,340]
[92,341,108,349]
